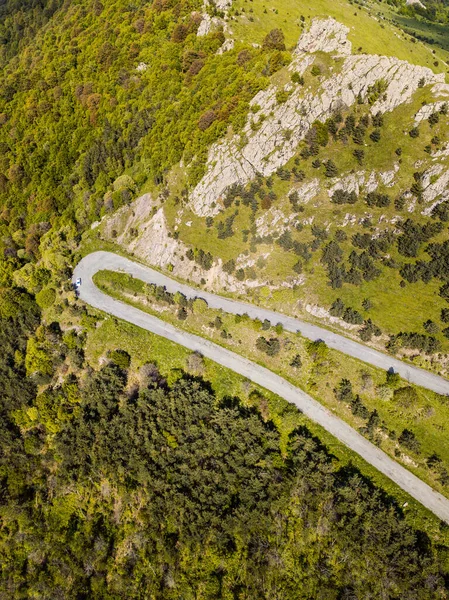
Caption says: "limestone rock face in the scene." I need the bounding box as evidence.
[421,167,449,215]
[295,17,352,56]
[215,0,233,9]
[329,172,367,197]
[414,101,447,124]
[197,14,223,36]
[188,17,443,217]
[216,38,235,55]
[102,197,284,293]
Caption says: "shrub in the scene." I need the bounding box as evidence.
[291,72,304,85]
[353,148,364,164]
[223,259,235,275]
[343,307,364,325]
[428,112,440,127]
[324,159,338,177]
[198,109,217,131]
[177,307,188,320]
[423,320,439,334]
[441,308,449,322]
[256,336,280,356]
[365,192,390,208]
[334,378,353,403]
[262,28,285,51]
[290,354,302,368]
[329,298,345,318]
[398,428,420,454]
[108,349,131,369]
[331,189,358,204]
[370,128,381,142]
[351,396,369,419]
[393,386,419,408]
[35,287,56,309]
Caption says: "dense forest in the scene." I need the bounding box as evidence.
[1,295,449,598]
[0,0,269,263]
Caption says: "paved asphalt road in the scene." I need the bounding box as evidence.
[74,251,449,523]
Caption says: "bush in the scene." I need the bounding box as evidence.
[365,192,390,207]
[291,72,304,85]
[398,428,420,454]
[409,127,420,138]
[423,319,439,334]
[223,259,235,275]
[256,336,280,356]
[290,354,302,368]
[262,28,285,51]
[393,386,419,408]
[35,287,56,309]
[334,378,353,403]
[343,307,364,325]
[198,109,217,131]
[331,189,358,204]
[370,128,381,142]
[324,159,338,177]
[441,308,449,323]
[108,349,131,369]
[353,148,364,164]
[329,298,345,318]
[177,307,188,320]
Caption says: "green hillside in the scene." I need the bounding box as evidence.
[2,0,449,596]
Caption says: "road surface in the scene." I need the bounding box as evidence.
[74,251,449,523]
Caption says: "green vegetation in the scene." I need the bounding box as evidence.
[2,292,449,597]
[1,0,449,593]
[93,268,449,497]
[147,89,449,375]
[231,0,448,70]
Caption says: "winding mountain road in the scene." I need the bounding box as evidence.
[74,251,449,522]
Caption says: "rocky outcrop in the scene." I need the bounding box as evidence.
[214,0,232,9]
[421,167,449,215]
[414,101,447,124]
[197,13,224,36]
[329,172,367,197]
[216,38,235,54]
[101,196,294,294]
[189,18,443,217]
[295,17,352,56]
[255,208,298,237]
[290,179,321,204]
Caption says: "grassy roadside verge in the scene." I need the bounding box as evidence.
[83,298,449,545]
[91,268,449,501]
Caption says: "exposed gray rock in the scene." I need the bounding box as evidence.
[432,83,449,97]
[188,18,442,217]
[294,17,352,57]
[197,13,223,36]
[216,38,235,54]
[329,172,366,197]
[305,304,360,330]
[423,167,449,203]
[290,179,321,204]
[214,0,232,9]
[414,101,447,124]
[255,208,298,237]
[406,0,426,9]
[379,163,400,186]
[421,167,449,215]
